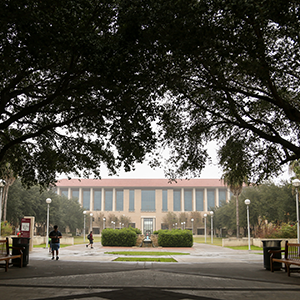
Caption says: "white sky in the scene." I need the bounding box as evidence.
[99,141,292,182]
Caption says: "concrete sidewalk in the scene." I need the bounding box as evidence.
[0,243,299,300]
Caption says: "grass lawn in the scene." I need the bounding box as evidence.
[193,237,223,246]
[105,251,189,256]
[113,257,177,262]
[226,245,263,251]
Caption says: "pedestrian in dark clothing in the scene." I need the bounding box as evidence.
[49,225,62,260]
[86,231,94,249]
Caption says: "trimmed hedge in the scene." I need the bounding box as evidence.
[158,229,193,247]
[101,228,137,246]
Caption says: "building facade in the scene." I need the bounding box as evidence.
[55,178,230,234]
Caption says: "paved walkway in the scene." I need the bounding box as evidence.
[0,243,299,300]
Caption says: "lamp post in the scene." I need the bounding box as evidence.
[292,179,300,243]
[119,222,121,229]
[204,214,207,243]
[103,217,106,230]
[83,211,87,242]
[0,180,5,238]
[210,211,214,244]
[191,218,194,235]
[175,222,177,229]
[245,199,251,251]
[46,198,52,249]
[89,213,93,232]
[183,221,186,230]
[111,221,115,229]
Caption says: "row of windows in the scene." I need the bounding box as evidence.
[60,188,227,211]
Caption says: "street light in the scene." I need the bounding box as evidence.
[175,222,177,229]
[103,217,106,230]
[0,180,5,238]
[90,213,93,233]
[183,221,186,230]
[204,214,207,243]
[292,179,300,243]
[83,211,87,242]
[111,221,115,229]
[244,199,251,251]
[46,198,52,249]
[210,211,214,244]
[191,218,194,235]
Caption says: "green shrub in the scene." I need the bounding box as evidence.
[101,228,137,246]
[158,229,193,247]
[1,221,13,236]
[265,223,297,238]
[128,226,142,234]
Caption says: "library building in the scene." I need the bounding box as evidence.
[55,178,230,235]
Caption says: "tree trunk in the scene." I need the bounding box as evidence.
[236,194,239,239]
[2,177,15,221]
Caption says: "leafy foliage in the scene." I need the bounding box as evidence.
[155,0,300,182]
[101,228,137,246]
[6,179,83,233]
[0,0,160,187]
[214,181,296,237]
[157,229,193,247]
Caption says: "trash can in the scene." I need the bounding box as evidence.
[12,237,30,267]
[262,240,282,270]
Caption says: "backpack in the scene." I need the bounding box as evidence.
[87,234,90,240]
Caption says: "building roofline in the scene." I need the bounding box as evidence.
[55,178,227,188]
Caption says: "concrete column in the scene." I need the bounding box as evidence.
[215,188,219,207]
[68,188,72,199]
[56,187,61,196]
[90,188,94,211]
[101,188,105,211]
[79,188,83,206]
[227,188,231,203]
[204,188,207,211]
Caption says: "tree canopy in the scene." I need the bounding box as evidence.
[156,0,300,182]
[7,179,83,233]
[214,181,296,236]
[0,0,161,187]
[1,0,300,186]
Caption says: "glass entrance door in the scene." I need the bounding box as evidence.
[143,218,153,235]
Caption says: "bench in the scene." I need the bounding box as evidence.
[269,241,300,276]
[0,238,24,272]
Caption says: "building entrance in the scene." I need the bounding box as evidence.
[143,218,153,235]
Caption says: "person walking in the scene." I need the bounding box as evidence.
[86,231,94,249]
[49,225,62,260]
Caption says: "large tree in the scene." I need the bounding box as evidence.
[0,0,161,187]
[2,0,300,188]
[156,0,300,182]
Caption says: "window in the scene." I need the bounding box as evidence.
[219,189,227,203]
[116,190,124,211]
[61,188,68,198]
[196,190,204,211]
[162,190,168,212]
[184,190,192,211]
[94,189,101,210]
[83,189,90,210]
[173,190,181,211]
[105,190,113,211]
[129,190,135,212]
[141,190,155,212]
[72,189,79,201]
[207,190,215,210]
